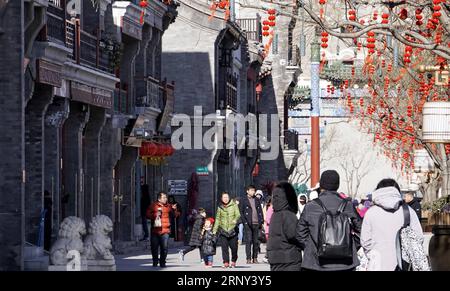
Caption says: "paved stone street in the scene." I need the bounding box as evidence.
[116,243,270,271]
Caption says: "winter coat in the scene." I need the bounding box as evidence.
[361,187,423,271]
[212,200,241,235]
[408,197,422,221]
[140,193,151,217]
[188,214,205,247]
[297,194,308,219]
[239,196,264,226]
[201,229,217,256]
[146,201,180,235]
[267,182,302,269]
[264,205,273,241]
[296,191,362,271]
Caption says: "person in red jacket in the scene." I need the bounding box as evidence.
[146,192,180,267]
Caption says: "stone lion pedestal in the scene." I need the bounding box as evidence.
[84,215,116,271]
[48,216,88,271]
[86,259,116,271]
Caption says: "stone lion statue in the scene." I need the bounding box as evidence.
[50,216,86,265]
[83,215,114,261]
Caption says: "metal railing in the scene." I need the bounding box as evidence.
[114,87,130,114]
[136,76,170,110]
[236,16,262,43]
[43,12,114,74]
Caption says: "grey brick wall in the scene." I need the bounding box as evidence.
[24,84,54,243]
[62,101,90,218]
[44,97,69,239]
[84,106,106,224]
[0,0,25,271]
[114,146,137,241]
[99,118,121,220]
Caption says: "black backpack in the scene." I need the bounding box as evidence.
[314,198,353,263]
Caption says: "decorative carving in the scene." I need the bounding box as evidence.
[83,215,114,261]
[49,216,86,266]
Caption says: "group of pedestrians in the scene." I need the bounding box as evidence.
[266,170,429,271]
[141,170,428,271]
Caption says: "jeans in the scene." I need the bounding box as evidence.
[238,223,244,242]
[244,224,260,260]
[220,234,238,263]
[183,245,204,260]
[141,216,149,239]
[204,255,213,264]
[151,233,169,265]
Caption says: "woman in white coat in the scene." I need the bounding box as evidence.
[360,179,423,271]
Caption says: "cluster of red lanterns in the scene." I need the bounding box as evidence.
[433,0,442,19]
[415,9,423,26]
[139,0,149,24]
[407,105,413,117]
[446,144,450,155]
[425,0,442,30]
[326,84,336,95]
[217,0,229,9]
[366,31,376,55]
[139,141,175,157]
[398,8,408,20]
[381,13,389,24]
[262,9,276,37]
[346,94,354,114]
[348,10,356,21]
[321,31,329,49]
[403,46,413,64]
[373,11,378,21]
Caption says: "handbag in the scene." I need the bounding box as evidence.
[154,215,162,228]
[395,203,430,271]
[219,227,237,238]
[258,227,267,243]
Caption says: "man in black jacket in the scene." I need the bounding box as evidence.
[267,182,302,271]
[296,170,362,271]
[404,192,422,220]
[239,185,264,264]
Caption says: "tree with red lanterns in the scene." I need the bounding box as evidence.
[238,0,450,202]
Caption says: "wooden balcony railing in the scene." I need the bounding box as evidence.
[114,87,130,114]
[237,16,262,43]
[43,3,115,74]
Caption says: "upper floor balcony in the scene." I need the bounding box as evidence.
[236,16,262,43]
[43,1,117,74]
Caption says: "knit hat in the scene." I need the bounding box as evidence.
[206,217,215,225]
[255,190,263,197]
[319,170,340,191]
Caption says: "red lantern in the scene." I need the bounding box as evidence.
[319,0,326,4]
[139,0,148,7]
[268,15,276,21]
[268,21,276,27]
[268,9,276,15]
[399,9,408,20]
[153,143,164,156]
[263,26,270,31]
[262,20,270,26]
[262,31,270,37]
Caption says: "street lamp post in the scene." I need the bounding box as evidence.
[310,32,321,188]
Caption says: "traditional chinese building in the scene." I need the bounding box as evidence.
[0,0,178,270]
